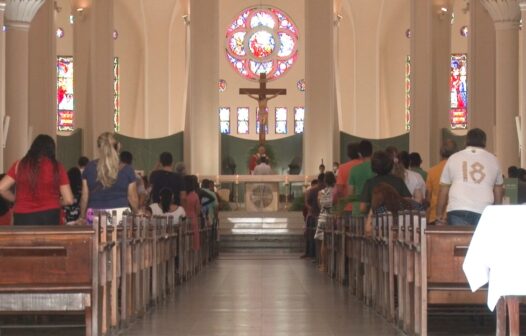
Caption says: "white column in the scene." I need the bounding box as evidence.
[28,0,55,141]
[73,0,114,157]
[304,0,336,175]
[186,0,219,175]
[520,0,526,166]
[481,0,520,170]
[4,0,44,168]
[469,0,496,153]
[409,0,433,167]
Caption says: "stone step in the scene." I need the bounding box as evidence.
[219,234,303,252]
[218,211,305,252]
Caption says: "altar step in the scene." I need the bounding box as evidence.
[218,211,305,252]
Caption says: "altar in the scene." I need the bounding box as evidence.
[201,174,312,211]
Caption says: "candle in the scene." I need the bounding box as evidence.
[285,175,289,185]
[215,175,220,185]
[235,174,239,184]
[304,174,308,185]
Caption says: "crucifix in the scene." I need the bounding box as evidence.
[239,73,287,144]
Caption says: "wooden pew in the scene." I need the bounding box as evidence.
[418,224,483,336]
[0,225,98,336]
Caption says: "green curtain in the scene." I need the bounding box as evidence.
[115,132,184,174]
[339,131,410,162]
[57,129,83,170]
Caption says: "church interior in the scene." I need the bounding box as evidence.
[0,0,525,335]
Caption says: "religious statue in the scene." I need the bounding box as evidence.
[240,73,287,144]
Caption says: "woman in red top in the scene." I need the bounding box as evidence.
[0,134,74,225]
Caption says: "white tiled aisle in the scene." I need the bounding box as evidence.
[121,255,403,336]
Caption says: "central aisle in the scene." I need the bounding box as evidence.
[121,254,403,336]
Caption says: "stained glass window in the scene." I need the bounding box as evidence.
[275,107,287,134]
[219,107,230,134]
[405,56,411,131]
[256,108,269,134]
[237,107,249,134]
[226,6,298,81]
[294,107,304,134]
[114,57,120,132]
[450,54,468,129]
[57,56,74,132]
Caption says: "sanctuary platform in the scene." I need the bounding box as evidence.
[218,211,304,253]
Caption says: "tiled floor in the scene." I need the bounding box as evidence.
[120,254,404,336]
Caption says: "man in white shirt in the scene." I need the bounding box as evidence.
[436,128,504,226]
[253,156,273,175]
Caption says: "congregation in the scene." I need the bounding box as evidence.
[0,132,220,258]
[303,128,507,269]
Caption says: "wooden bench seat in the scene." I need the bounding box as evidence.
[0,226,98,335]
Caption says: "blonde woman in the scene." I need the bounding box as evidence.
[80,132,138,225]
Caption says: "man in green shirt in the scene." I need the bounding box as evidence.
[348,140,374,215]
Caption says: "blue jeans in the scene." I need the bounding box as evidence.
[447,210,481,226]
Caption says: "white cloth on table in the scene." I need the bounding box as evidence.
[462,205,526,311]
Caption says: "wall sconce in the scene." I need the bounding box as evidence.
[75,7,87,21]
[437,7,449,20]
[334,13,343,26]
[182,14,190,25]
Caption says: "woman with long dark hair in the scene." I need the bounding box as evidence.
[0,134,73,225]
[149,188,185,224]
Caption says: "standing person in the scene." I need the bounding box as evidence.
[315,172,336,272]
[397,151,425,205]
[409,152,428,181]
[336,142,362,212]
[300,179,319,259]
[80,132,139,225]
[348,140,374,215]
[0,134,74,225]
[248,145,267,174]
[64,167,82,224]
[436,128,503,225]
[78,156,89,174]
[253,156,273,175]
[426,140,457,224]
[184,175,201,252]
[149,152,186,206]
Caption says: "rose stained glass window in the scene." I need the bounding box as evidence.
[226,7,298,81]
[57,56,74,132]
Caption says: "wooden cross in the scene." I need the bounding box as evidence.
[239,73,287,144]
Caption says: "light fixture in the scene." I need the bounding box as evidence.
[182,14,190,25]
[437,6,450,21]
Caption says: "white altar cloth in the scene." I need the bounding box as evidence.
[463,205,526,311]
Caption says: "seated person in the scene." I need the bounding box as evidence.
[253,156,273,175]
[360,150,412,214]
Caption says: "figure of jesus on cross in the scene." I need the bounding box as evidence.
[240,73,287,144]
